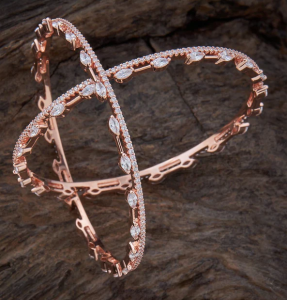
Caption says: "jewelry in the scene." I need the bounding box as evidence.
[12,18,145,277]
[13,18,268,277]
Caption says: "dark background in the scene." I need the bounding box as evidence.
[0,1,287,299]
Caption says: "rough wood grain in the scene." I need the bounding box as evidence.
[0,1,287,300]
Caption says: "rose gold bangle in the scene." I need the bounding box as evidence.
[12,18,268,277]
[12,18,145,277]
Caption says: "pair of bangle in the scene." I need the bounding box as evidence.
[12,18,268,277]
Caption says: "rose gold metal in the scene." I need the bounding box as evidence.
[13,20,268,277]
[13,18,145,277]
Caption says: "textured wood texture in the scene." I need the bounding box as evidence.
[1,1,287,299]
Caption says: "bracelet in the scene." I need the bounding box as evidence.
[12,18,145,277]
[12,18,268,277]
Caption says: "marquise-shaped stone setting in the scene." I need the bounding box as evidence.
[114,68,133,82]
[129,251,139,260]
[50,103,65,117]
[95,82,107,99]
[65,32,76,43]
[120,154,131,174]
[220,51,233,61]
[80,50,91,66]
[153,57,169,69]
[127,191,138,208]
[109,115,120,135]
[29,125,40,138]
[245,59,254,68]
[186,51,205,64]
[16,147,24,158]
[80,84,97,97]
[130,224,140,239]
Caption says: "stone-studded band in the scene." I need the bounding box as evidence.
[12,18,145,277]
[13,18,268,277]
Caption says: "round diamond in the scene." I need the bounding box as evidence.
[80,50,91,66]
[130,225,140,239]
[109,115,120,135]
[80,84,97,97]
[127,191,138,208]
[120,154,131,174]
[50,103,65,117]
[114,68,133,80]
[95,82,107,99]
[65,32,76,43]
[153,57,169,68]
[29,125,39,137]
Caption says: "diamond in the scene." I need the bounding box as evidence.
[109,115,120,135]
[127,191,138,208]
[80,51,91,66]
[245,59,254,68]
[80,84,96,97]
[16,147,23,158]
[50,103,65,117]
[220,51,233,61]
[114,68,133,81]
[186,51,205,64]
[120,154,131,174]
[190,51,205,61]
[153,57,169,69]
[52,21,58,29]
[129,252,139,260]
[130,224,140,239]
[29,125,39,137]
[65,32,76,43]
[260,73,267,80]
[122,268,129,275]
[95,82,107,99]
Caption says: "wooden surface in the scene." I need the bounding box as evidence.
[0,1,287,299]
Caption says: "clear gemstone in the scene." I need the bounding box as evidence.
[122,268,129,275]
[29,125,39,137]
[80,51,91,66]
[130,225,140,239]
[127,191,138,208]
[52,21,58,28]
[260,73,267,80]
[245,59,254,68]
[114,68,133,80]
[95,82,107,99]
[120,154,131,173]
[16,147,23,157]
[80,84,96,97]
[109,116,120,135]
[50,103,65,117]
[220,51,233,61]
[153,57,169,68]
[188,51,205,61]
[129,252,139,260]
[65,32,76,43]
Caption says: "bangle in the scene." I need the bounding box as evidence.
[13,18,145,277]
[13,18,268,277]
